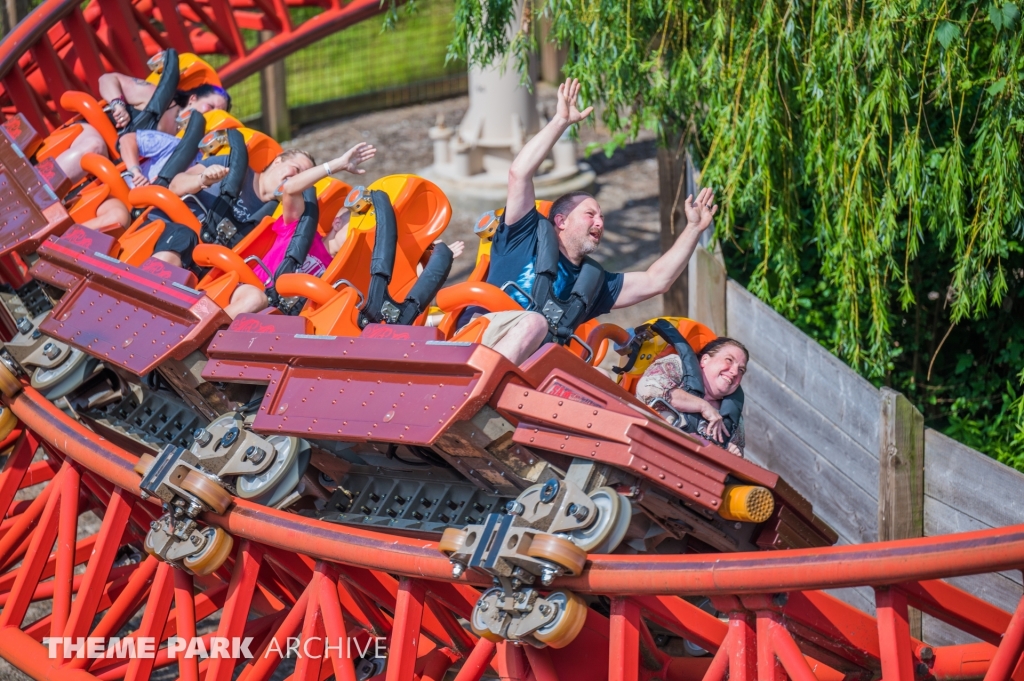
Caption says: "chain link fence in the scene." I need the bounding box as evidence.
[225,0,465,128]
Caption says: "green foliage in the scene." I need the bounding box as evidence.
[450,0,1024,468]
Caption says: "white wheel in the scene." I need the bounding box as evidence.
[237,436,309,507]
[470,588,505,642]
[31,348,95,399]
[568,487,632,554]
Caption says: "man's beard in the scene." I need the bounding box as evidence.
[569,231,600,257]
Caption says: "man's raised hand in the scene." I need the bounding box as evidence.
[555,78,593,126]
[335,142,376,175]
[684,187,718,233]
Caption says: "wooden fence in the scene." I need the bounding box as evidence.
[687,246,1024,645]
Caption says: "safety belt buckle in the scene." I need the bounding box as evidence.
[345,187,372,214]
[199,129,228,156]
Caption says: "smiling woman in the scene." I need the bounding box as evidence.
[636,334,749,456]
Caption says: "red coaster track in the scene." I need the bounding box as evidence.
[0,0,389,134]
[0,2,1022,680]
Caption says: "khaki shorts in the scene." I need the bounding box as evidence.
[479,310,537,348]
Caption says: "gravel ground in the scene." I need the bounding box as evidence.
[0,87,663,681]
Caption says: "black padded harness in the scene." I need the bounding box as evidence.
[153,108,204,188]
[121,48,180,137]
[198,128,250,246]
[511,217,605,346]
[272,186,319,280]
[643,318,744,447]
[359,189,453,327]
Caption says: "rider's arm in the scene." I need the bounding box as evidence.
[168,163,227,196]
[614,223,704,308]
[668,388,711,416]
[119,133,144,181]
[505,78,592,225]
[613,187,718,309]
[98,73,156,108]
[279,143,377,224]
[505,118,568,225]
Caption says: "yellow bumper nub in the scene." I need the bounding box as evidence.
[719,485,775,523]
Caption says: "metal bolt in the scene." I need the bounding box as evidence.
[220,427,239,448]
[540,567,557,586]
[538,604,552,616]
[734,522,743,530]
[540,478,560,503]
[478,600,489,612]
[15,318,31,335]
[516,591,526,602]
[193,428,213,447]
[566,503,590,522]
[772,592,789,607]
[451,562,465,579]
[243,445,266,464]
[505,500,525,516]
[190,534,202,545]
[150,521,159,530]
[916,663,930,678]
[42,342,60,360]
[919,647,934,662]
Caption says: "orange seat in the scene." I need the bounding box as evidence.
[145,51,221,91]
[616,317,717,394]
[113,127,281,265]
[291,174,451,336]
[35,92,121,164]
[192,177,353,309]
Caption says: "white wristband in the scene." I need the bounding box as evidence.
[323,163,332,176]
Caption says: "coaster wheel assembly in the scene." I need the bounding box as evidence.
[0,386,1022,681]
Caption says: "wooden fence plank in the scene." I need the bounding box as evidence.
[741,362,879,498]
[924,429,1024,530]
[879,389,925,542]
[687,245,726,335]
[743,393,878,547]
[727,281,881,452]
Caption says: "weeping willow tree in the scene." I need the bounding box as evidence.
[446,0,1024,464]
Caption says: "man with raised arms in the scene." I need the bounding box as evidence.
[461,77,719,365]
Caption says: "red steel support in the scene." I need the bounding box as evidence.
[387,576,427,681]
[452,637,497,681]
[0,462,63,629]
[983,594,1024,681]
[877,587,917,681]
[318,567,358,681]
[123,561,176,681]
[62,485,136,642]
[610,597,642,681]
[50,462,79,643]
[729,611,757,681]
[208,541,265,681]
[174,569,200,681]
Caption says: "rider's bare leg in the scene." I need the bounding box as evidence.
[55,124,108,184]
[490,312,549,365]
[81,198,130,232]
[224,284,268,319]
[152,251,183,268]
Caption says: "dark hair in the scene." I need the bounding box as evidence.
[549,190,594,223]
[699,337,749,363]
[274,148,317,166]
[174,84,232,112]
